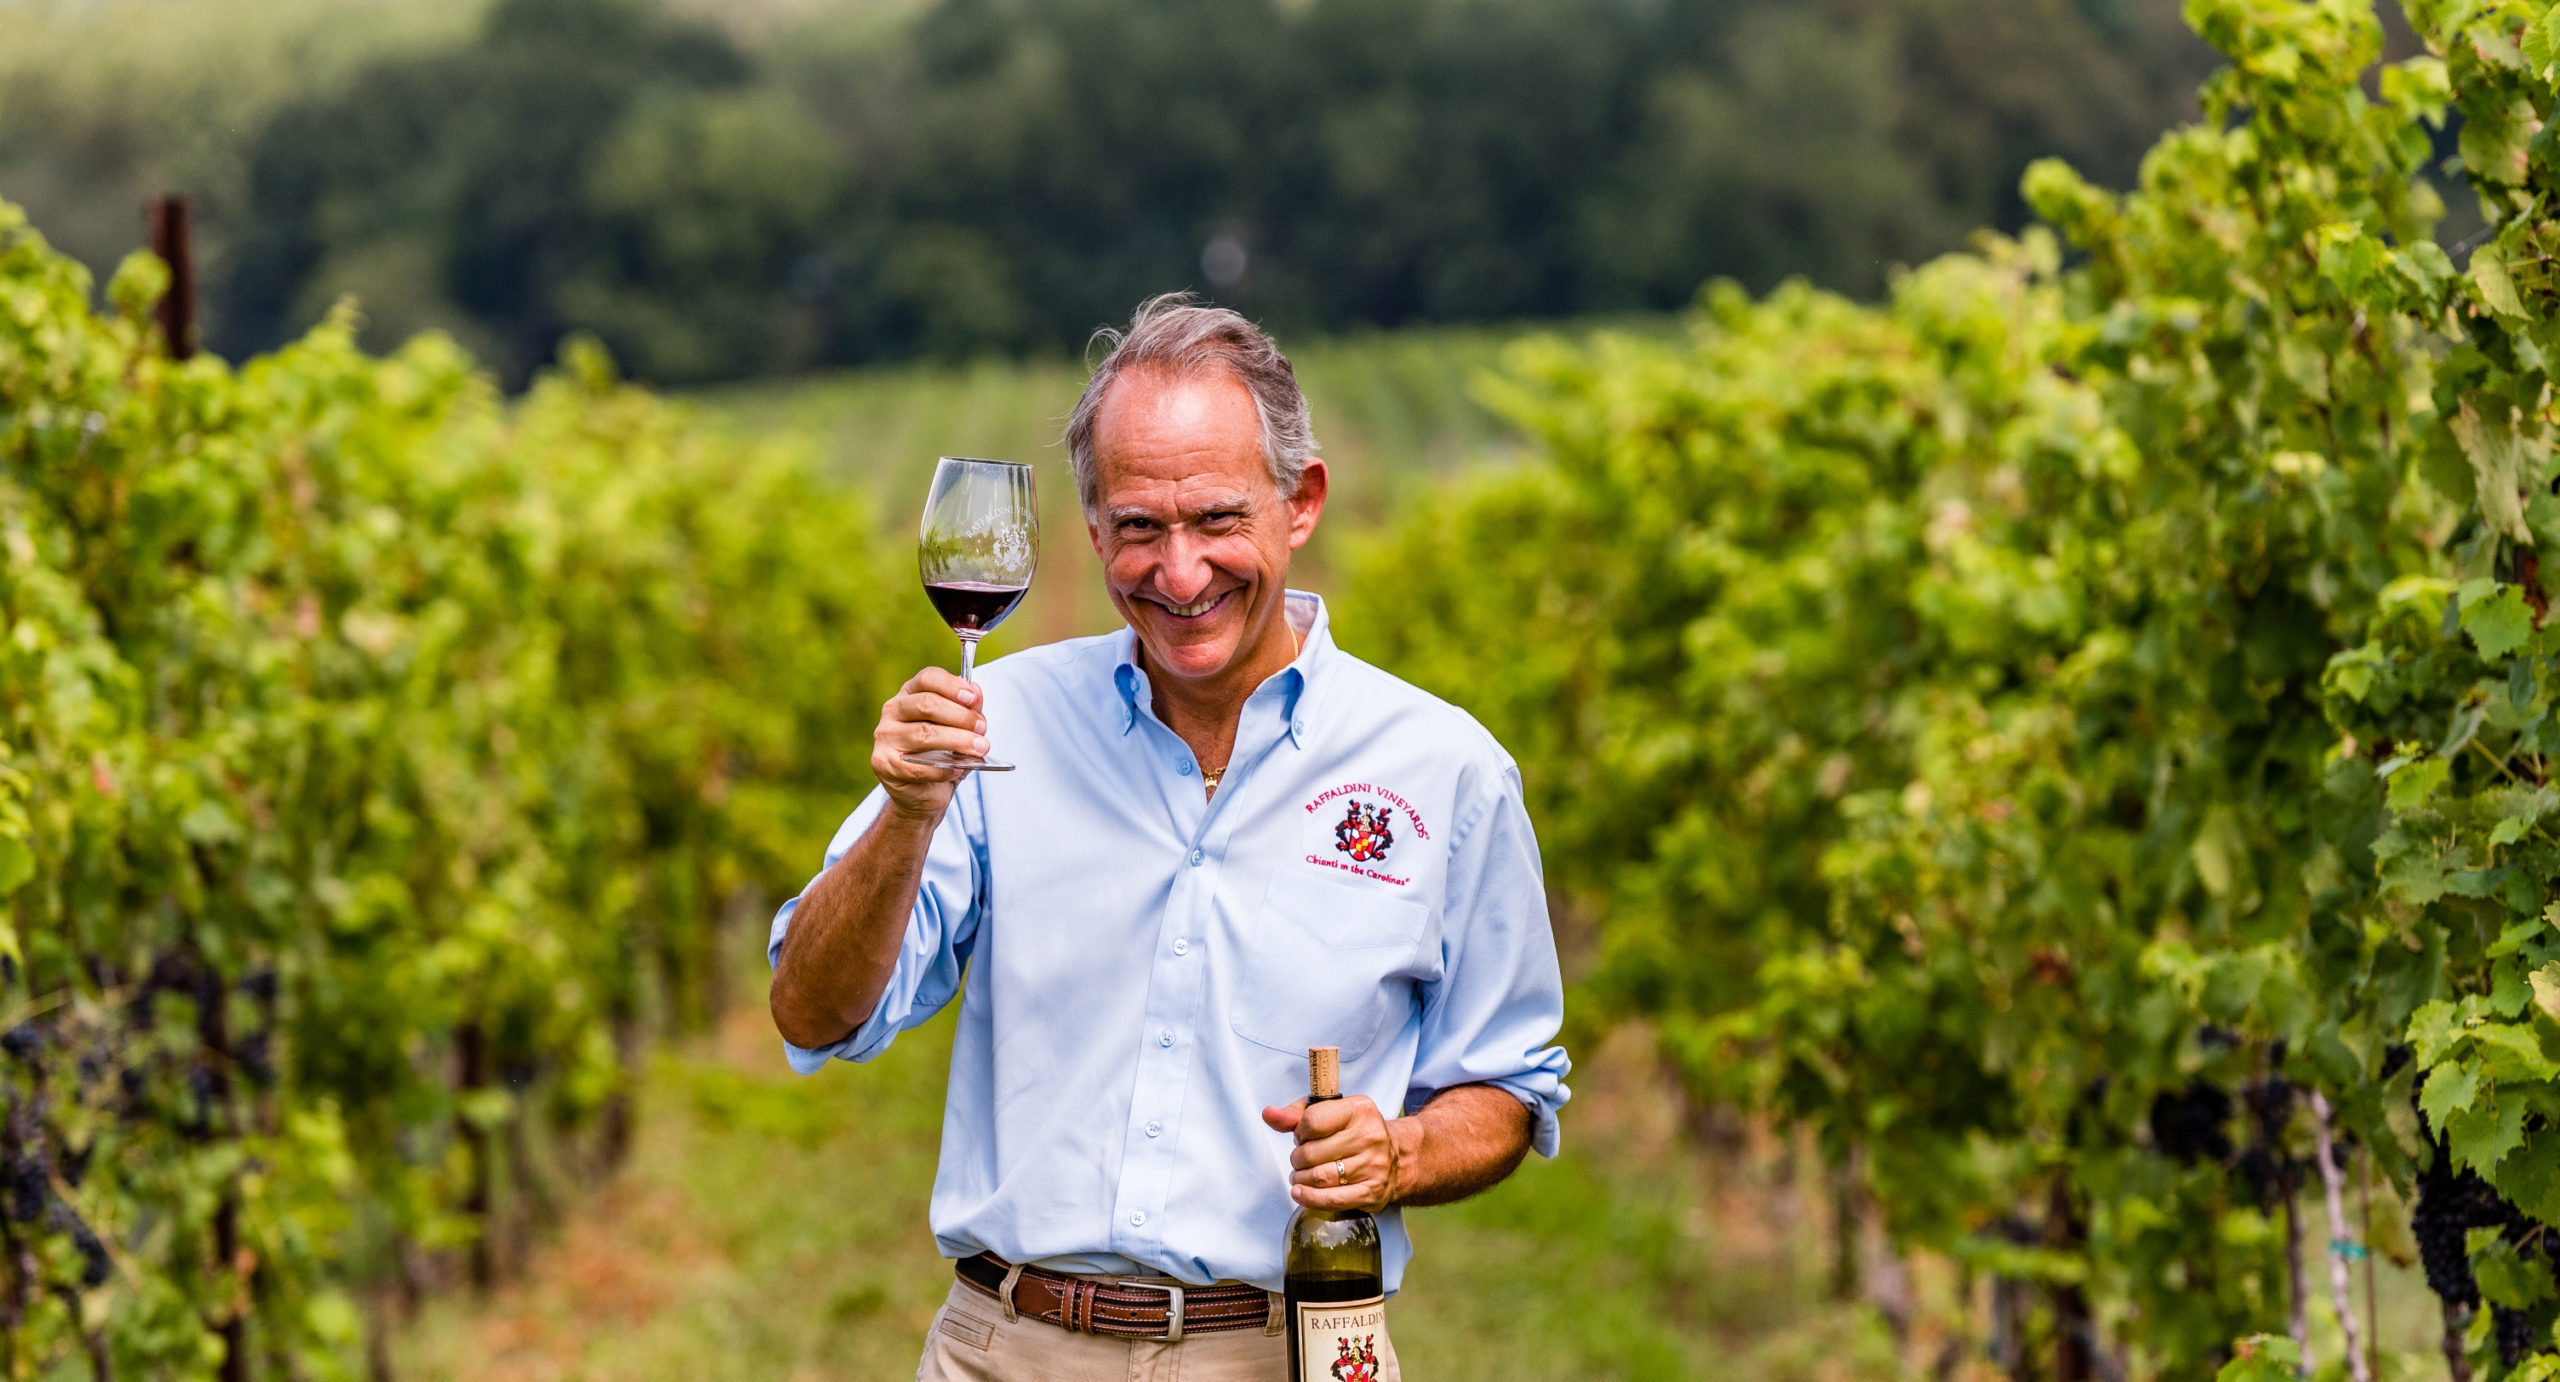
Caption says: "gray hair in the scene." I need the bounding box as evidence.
[1064,293,1318,513]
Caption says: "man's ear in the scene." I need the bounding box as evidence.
[1286,460,1329,551]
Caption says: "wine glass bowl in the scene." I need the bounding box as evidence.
[906,456,1037,773]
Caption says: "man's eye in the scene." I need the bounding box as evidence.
[1202,511,1243,529]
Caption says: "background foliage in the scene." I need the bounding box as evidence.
[0,200,936,1376]
[1341,0,2560,1374]
[2,0,2216,385]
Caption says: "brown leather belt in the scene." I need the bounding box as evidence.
[955,1252,1272,1340]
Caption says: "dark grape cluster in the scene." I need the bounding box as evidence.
[2495,1306,2549,1367]
[2232,1071,2299,1206]
[2148,1079,2234,1165]
[2409,1077,2555,1363]
[0,1021,42,1062]
[2411,1153,2504,1308]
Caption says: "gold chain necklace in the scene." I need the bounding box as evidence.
[1200,622,1301,795]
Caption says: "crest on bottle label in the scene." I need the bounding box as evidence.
[1295,1298,1388,1382]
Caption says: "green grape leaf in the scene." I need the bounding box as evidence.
[2491,920,2545,959]
[2317,225,2388,298]
[2422,1058,2483,1128]
[0,834,32,900]
[2472,1230,2558,1309]
[2216,1335,2301,1382]
[2449,1089,2528,1173]
[2473,241,2533,319]
[2532,962,2560,1022]
[2398,239,2457,299]
[2459,96,2537,185]
[2383,55,2452,123]
[2464,584,2536,659]
[2527,7,2560,78]
[2382,845,2452,904]
[2501,1125,2560,1226]
[2471,1019,2557,1080]
[2410,1000,2468,1065]
[2451,398,2539,542]
[2388,757,2452,812]
[2511,1356,2560,1382]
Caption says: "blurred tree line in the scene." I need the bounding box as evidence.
[3,0,2216,385]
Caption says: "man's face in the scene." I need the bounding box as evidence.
[1087,366,1326,690]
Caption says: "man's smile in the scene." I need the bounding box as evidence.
[1151,589,1235,620]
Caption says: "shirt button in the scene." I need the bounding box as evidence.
[1159,1029,1174,1047]
[1177,759,1195,777]
[1146,1121,1163,1138]
[1130,1211,1147,1227]
[1188,847,1204,867]
[1172,939,1190,956]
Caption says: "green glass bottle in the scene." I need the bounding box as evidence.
[1283,1045,1390,1382]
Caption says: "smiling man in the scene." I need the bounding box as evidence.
[767,296,1570,1382]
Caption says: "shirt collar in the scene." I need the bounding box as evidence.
[1113,590,1331,746]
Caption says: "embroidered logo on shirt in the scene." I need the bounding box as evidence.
[1334,801,1395,862]
[1301,783,1428,886]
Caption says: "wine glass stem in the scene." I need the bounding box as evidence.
[957,633,983,685]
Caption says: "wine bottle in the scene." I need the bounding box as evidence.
[1284,1045,1390,1382]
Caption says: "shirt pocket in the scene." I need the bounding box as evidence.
[1229,869,1431,1061]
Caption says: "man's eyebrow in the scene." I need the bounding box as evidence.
[1103,495,1255,524]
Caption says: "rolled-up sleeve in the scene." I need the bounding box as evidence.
[1407,764,1570,1157]
[767,783,984,1074]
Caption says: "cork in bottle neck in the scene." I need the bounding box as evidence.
[1307,1046,1341,1101]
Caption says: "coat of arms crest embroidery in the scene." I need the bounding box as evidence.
[1333,801,1394,863]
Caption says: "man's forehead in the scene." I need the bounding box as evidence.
[1090,368,1274,511]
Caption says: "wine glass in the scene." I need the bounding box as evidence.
[904,456,1037,773]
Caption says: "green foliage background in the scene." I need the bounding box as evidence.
[1,0,2214,385]
[0,200,937,1376]
[1340,0,2560,1373]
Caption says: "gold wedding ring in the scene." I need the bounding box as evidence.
[1334,1159,1347,1185]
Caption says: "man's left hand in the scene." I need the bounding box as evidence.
[1261,1096,1413,1212]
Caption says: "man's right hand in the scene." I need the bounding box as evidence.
[871,666,988,818]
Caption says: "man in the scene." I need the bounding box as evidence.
[768,295,1570,1381]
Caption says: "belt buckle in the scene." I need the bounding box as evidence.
[1116,1279,1184,1343]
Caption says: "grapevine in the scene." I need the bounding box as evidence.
[1343,0,2560,1372]
[0,200,939,1376]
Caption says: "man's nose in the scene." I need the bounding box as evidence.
[1156,529,1216,602]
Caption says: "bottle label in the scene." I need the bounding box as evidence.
[1294,1296,1388,1382]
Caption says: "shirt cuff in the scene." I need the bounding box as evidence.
[1410,1073,1568,1159]
[1488,1076,1567,1159]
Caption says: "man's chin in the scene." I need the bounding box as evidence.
[1137,627,1242,684]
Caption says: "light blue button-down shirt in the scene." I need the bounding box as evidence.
[769,591,1570,1291]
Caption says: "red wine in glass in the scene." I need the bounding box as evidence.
[925,580,1029,634]
[905,457,1038,773]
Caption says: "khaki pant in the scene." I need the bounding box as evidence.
[915,1278,1403,1382]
